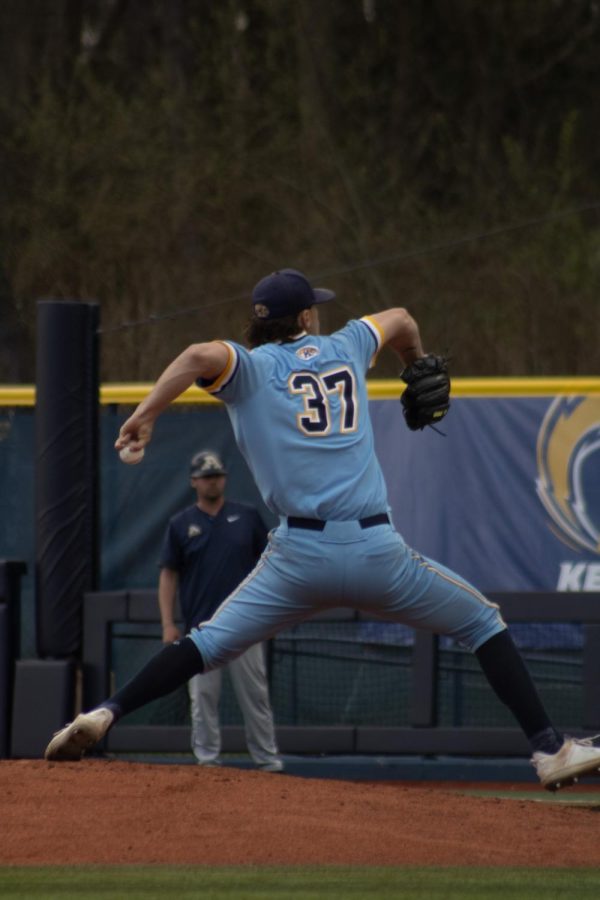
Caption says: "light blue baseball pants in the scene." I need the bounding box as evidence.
[189,519,506,671]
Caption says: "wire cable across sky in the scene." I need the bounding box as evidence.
[98,199,600,335]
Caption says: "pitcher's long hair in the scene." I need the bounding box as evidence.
[245,312,305,348]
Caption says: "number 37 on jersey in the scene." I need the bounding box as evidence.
[288,366,358,435]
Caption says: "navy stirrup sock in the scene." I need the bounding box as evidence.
[475,630,563,754]
[103,637,205,721]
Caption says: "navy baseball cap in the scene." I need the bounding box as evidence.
[251,268,335,320]
[190,450,227,478]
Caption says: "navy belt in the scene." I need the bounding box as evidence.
[287,513,390,532]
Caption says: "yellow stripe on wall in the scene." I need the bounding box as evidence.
[369,377,600,398]
[0,386,38,407]
[2,377,600,407]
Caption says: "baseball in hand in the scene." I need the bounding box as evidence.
[119,445,145,465]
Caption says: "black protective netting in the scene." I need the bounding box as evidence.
[110,620,585,729]
[270,621,413,726]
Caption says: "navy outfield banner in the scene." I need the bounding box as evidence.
[1,393,598,648]
[371,395,600,592]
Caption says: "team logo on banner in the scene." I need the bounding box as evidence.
[536,396,600,554]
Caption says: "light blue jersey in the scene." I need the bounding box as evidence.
[199,317,388,519]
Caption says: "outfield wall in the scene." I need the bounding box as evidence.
[0,378,599,660]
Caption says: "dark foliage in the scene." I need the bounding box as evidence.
[1,0,598,380]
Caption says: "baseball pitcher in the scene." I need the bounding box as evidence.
[46,268,600,791]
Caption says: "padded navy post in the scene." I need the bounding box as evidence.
[0,560,27,758]
[35,301,100,658]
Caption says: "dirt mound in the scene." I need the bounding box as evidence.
[2,760,598,866]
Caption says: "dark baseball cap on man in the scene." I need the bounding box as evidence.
[190,450,227,478]
[251,268,335,320]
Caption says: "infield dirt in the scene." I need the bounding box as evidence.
[1,760,599,866]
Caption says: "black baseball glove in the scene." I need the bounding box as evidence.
[400,354,450,431]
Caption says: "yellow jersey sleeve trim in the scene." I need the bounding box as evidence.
[360,316,384,369]
[201,341,238,394]
[361,315,385,350]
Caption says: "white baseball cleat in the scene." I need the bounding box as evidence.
[532,735,600,792]
[44,707,114,761]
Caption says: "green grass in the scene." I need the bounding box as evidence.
[457,788,600,807]
[1,867,599,899]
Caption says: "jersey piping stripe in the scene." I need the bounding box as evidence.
[360,316,384,351]
[411,552,504,616]
[201,342,239,394]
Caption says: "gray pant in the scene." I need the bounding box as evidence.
[187,641,282,767]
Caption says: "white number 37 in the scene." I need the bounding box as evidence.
[288,367,358,435]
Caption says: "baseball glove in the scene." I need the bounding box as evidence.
[400,354,450,431]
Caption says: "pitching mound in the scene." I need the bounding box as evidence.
[2,760,599,866]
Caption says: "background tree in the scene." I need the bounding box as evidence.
[1,0,598,380]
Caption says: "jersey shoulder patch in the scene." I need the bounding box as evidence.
[295,344,320,361]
